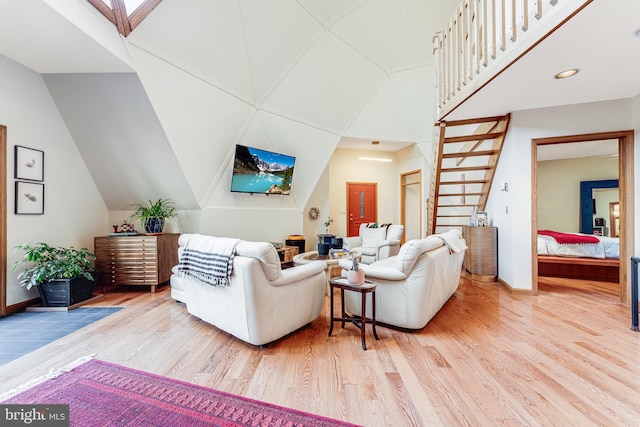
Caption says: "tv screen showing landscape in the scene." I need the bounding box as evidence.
[231,144,295,195]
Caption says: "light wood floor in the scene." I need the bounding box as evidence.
[1,275,639,426]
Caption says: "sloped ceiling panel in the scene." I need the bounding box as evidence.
[0,0,131,73]
[390,65,437,140]
[392,0,447,70]
[43,73,198,209]
[327,33,386,132]
[262,34,341,133]
[127,0,254,102]
[242,0,325,102]
[346,76,413,140]
[330,0,411,72]
[126,44,256,203]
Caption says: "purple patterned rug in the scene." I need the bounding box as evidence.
[0,357,361,426]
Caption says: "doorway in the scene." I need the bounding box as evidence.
[532,130,634,303]
[346,182,377,237]
[400,170,422,243]
[1,125,7,317]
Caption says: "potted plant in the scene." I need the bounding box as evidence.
[129,198,181,234]
[346,253,365,285]
[13,243,98,307]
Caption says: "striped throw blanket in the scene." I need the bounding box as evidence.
[176,235,242,286]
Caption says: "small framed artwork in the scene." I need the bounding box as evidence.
[15,181,44,215]
[14,145,44,182]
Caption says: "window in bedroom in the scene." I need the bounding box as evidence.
[87,0,162,36]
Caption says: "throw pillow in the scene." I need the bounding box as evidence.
[362,227,387,247]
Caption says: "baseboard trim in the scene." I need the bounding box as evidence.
[6,297,40,314]
[498,277,534,295]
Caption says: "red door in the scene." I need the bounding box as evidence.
[347,183,377,236]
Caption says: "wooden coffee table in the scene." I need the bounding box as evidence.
[328,277,379,350]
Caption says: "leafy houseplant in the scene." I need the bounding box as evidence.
[13,243,98,307]
[129,198,181,234]
[324,216,334,234]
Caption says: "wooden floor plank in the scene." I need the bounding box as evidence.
[1,275,639,426]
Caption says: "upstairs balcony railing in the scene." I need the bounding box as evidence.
[433,0,591,119]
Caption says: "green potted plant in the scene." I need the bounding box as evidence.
[13,243,98,307]
[129,198,181,234]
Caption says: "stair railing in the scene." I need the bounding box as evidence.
[433,0,592,119]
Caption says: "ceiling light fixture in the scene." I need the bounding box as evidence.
[554,68,579,79]
[359,157,392,162]
[360,140,392,162]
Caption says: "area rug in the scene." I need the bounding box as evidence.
[0,307,122,366]
[0,357,361,426]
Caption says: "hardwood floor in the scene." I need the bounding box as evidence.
[1,276,639,426]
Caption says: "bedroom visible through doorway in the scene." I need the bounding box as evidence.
[532,130,634,303]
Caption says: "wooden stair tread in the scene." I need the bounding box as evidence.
[443,132,503,143]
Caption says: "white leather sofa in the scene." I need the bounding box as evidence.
[170,234,327,346]
[338,229,467,330]
[342,223,405,264]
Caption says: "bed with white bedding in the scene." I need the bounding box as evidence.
[537,232,619,259]
[537,230,619,282]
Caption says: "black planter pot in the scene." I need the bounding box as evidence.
[144,217,165,234]
[317,243,330,256]
[37,273,98,307]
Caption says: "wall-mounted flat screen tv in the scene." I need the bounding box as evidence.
[230,144,296,195]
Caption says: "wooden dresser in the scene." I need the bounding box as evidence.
[94,233,179,293]
[462,226,498,282]
[277,245,299,269]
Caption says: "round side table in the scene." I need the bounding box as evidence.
[328,277,379,350]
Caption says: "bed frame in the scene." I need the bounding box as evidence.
[538,255,619,283]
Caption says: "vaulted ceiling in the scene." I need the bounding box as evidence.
[0,0,460,211]
[2,0,636,212]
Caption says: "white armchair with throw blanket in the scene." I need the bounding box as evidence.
[338,229,467,330]
[342,223,405,264]
[170,234,327,346]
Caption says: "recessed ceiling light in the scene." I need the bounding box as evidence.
[554,68,579,79]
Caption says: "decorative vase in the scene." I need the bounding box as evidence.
[347,269,365,285]
[144,217,165,234]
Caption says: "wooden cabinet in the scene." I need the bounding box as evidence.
[462,226,498,282]
[94,234,179,293]
[277,246,299,269]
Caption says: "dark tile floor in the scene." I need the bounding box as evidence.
[0,307,121,366]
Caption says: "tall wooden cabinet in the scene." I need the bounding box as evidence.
[462,226,498,282]
[94,234,179,293]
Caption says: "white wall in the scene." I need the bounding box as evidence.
[537,156,618,233]
[635,94,640,266]
[0,54,108,305]
[487,99,635,290]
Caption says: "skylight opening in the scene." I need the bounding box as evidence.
[124,0,146,16]
[88,0,161,36]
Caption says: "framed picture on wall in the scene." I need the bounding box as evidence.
[15,181,44,215]
[14,145,44,182]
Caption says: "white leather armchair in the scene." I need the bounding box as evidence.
[338,229,467,330]
[171,234,327,346]
[342,223,404,264]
